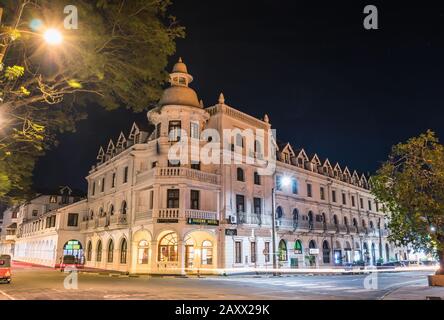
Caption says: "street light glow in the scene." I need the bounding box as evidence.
[43,28,63,45]
[281,175,292,187]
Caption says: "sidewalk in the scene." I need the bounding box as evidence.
[383,285,444,300]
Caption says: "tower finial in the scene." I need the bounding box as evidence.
[218,92,225,104]
[264,114,269,123]
[199,99,204,108]
[178,57,183,63]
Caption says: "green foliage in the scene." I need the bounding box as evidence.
[0,0,184,202]
[372,130,444,258]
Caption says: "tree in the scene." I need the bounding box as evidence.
[372,130,444,275]
[0,0,184,202]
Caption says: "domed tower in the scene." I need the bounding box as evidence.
[147,58,209,166]
[157,57,201,108]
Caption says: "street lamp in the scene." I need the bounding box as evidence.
[43,28,63,45]
[271,174,292,276]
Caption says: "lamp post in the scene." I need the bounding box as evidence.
[271,186,277,275]
[271,174,291,276]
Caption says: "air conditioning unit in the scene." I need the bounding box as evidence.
[229,215,237,224]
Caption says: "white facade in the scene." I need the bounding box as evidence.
[0,187,87,267]
[0,59,408,273]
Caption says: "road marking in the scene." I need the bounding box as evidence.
[0,289,16,300]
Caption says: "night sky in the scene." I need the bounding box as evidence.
[33,0,444,192]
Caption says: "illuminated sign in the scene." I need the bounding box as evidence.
[187,218,219,226]
[157,219,179,224]
[225,229,237,236]
[294,240,303,254]
[309,248,320,255]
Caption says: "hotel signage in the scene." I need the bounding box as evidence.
[187,218,219,226]
[157,219,179,224]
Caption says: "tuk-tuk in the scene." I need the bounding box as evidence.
[0,255,11,284]
[60,255,83,272]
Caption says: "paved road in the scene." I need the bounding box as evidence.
[0,263,437,300]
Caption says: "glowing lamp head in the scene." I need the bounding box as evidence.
[281,176,292,187]
[43,29,63,45]
[430,226,436,232]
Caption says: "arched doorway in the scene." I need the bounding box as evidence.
[322,240,330,264]
[63,240,83,261]
[307,240,317,267]
[183,230,217,273]
[278,240,287,262]
[131,229,152,273]
[333,241,342,265]
[158,232,178,262]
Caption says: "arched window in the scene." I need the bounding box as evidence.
[90,210,94,219]
[87,241,92,261]
[369,221,374,229]
[201,240,213,265]
[109,205,114,216]
[96,240,102,262]
[308,211,314,222]
[278,240,287,261]
[276,206,284,219]
[322,213,327,224]
[138,240,150,264]
[292,209,299,221]
[237,168,245,182]
[333,215,338,225]
[158,233,178,262]
[107,240,114,263]
[322,240,330,264]
[353,218,358,227]
[120,238,128,264]
[294,239,303,254]
[99,207,104,217]
[362,219,367,228]
[121,201,127,215]
[344,217,348,226]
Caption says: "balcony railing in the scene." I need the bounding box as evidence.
[358,226,367,235]
[155,167,220,185]
[338,224,348,234]
[157,208,180,219]
[237,212,272,226]
[185,209,217,220]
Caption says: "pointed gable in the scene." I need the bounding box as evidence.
[97,146,105,161]
[295,148,309,167]
[343,166,351,182]
[310,154,321,166]
[106,139,116,155]
[360,174,368,189]
[116,132,127,149]
[322,159,333,175]
[280,142,295,164]
[333,162,342,178]
[128,122,140,140]
[352,170,360,185]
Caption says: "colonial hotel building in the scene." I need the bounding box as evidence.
[0,59,408,274]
